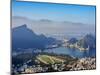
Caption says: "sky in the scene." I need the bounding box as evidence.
[12,0,96,39]
[12,0,96,25]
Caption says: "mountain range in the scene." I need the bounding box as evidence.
[77,34,96,49]
[12,24,57,50]
[12,24,96,51]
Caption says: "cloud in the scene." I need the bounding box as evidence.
[12,16,95,38]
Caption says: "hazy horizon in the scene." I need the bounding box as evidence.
[12,0,96,39]
[12,0,96,25]
[12,16,95,39]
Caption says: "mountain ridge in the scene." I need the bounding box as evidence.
[12,24,57,50]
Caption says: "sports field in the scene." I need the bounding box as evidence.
[37,55,65,64]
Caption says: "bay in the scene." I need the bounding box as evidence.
[44,47,96,58]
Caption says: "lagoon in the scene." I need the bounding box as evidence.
[44,47,96,58]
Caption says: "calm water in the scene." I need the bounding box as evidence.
[44,47,96,58]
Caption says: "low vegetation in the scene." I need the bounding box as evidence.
[36,55,65,64]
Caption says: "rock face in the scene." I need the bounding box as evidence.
[12,24,57,50]
[66,34,96,51]
[68,38,78,44]
[77,34,96,49]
